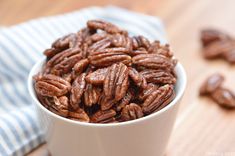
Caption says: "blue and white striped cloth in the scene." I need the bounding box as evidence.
[0,6,166,156]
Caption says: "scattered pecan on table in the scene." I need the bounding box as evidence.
[33,19,178,123]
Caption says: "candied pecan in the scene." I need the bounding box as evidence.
[139,83,159,101]
[149,42,173,58]
[142,84,175,114]
[87,20,127,35]
[85,68,108,85]
[49,96,69,117]
[89,33,109,42]
[84,84,101,107]
[72,58,89,79]
[68,108,90,122]
[201,29,231,47]
[34,74,71,97]
[89,51,131,67]
[130,48,148,56]
[132,54,175,70]
[211,88,235,108]
[37,94,53,109]
[70,73,86,110]
[116,89,134,111]
[104,63,129,101]
[62,73,72,83]
[140,69,176,84]
[111,34,132,51]
[200,73,224,95]
[91,109,116,123]
[43,48,62,59]
[121,103,143,121]
[88,38,112,54]
[132,36,151,50]
[99,93,117,110]
[128,67,147,89]
[223,49,235,64]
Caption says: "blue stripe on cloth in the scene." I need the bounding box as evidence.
[0,6,166,155]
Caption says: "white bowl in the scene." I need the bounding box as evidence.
[28,58,187,156]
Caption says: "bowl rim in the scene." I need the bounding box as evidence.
[28,57,187,128]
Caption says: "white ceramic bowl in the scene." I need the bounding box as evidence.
[28,58,187,156]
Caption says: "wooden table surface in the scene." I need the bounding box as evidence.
[1,0,235,155]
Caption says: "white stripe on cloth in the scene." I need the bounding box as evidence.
[0,6,166,156]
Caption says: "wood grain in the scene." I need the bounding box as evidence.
[1,0,235,155]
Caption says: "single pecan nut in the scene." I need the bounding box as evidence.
[128,67,147,89]
[121,103,143,121]
[70,73,86,110]
[201,29,231,47]
[211,88,235,108]
[99,93,117,110]
[49,96,69,117]
[149,42,173,58]
[88,38,112,54]
[139,83,159,101]
[132,54,175,70]
[132,36,151,50]
[89,51,131,67]
[87,20,127,35]
[130,48,148,56]
[91,109,116,123]
[72,58,89,79]
[36,94,53,109]
[140,69,176,84]
[199,73,224,95]
[68,108,90,122]
[111,34,132,51]
[85,68,108,85]
[104,63,129,101]
[142,84,175,114]
[116,89,134,111]
[34,74,71,97]
[84,84,102,107]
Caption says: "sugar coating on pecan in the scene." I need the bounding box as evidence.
[34,19,178,123]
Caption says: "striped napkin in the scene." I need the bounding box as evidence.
[0,6,166,156]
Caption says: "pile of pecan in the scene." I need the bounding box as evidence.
[33,20,177,123]
[200,29,235,63]
[200,73,235,108]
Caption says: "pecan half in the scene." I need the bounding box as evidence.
[200,73,224,95]
[104,63,129,101]
[34,74,71,97]
[142,84,175,114]
[72,58,89,79]
[140,69,176,84]
[89,51,131,67]
[84,84,101,107]
[49,96,69,117]
[91,109,117,123]
[85,68,108,85]
[149,41,173,58]
[116,89,134,111]
[132,36,150,50]
[88,38,112,54]
[87,20,127,35]
[121,103,143,121]
[139,83,159,101]
[99,93,117,110]
[68,108,90,122]
[132,54,175,70]
[70,73,86,110]
[211,88,235,108]
[128,67,147,89]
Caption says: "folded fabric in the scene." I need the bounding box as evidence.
[0,6,166,156]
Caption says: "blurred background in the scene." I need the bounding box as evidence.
[1,0,235,155]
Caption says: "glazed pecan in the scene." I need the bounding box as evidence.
[116,89,134,111]
[132,36,151,50]
[128,67,147,89]
[85,68,108,85]
[132,54,175,70]
[84,84,101,107]
[142,84,175,114]
[139,83,159,101]
[72,58,89,79]
[211,88,235,108]
[68,108,90,122]
[149,41,173,58]
[87,20,127,35]
[201,29,231,47]
[37,94,53,109]
[140,69,176,84]
[88,38,112,54]
[121,103,143,121]
[34,74,71,97]
[70,73,86,110]
[49,96,69,117]
[199,73,224,95]
[104,63,129,101]
[89,51,131,67]
[91,109,116,123]
[99,93,117,110]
